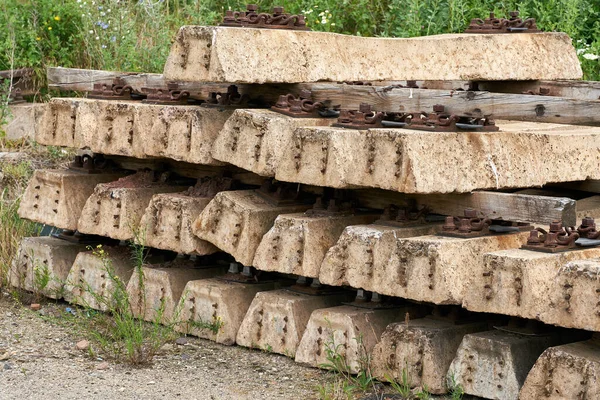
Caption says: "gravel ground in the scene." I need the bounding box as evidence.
[0,294,329,400]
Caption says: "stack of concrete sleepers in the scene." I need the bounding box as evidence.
[12,11,600,398]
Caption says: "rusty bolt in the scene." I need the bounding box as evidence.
[509,11,520,19]
[458,218,472,233]
[549,221,563,233]
[433,104,445,113]
[582,217,595,227]
[246,4,258,12]
[272,6,284,14]
[464,208,477,219]
[443,216,456,231]
[275,94,289,109]
[359,103,372,114]
[527,230,541,245]
[544,232,559,248]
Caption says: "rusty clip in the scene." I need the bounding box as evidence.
[68,154,110,174]
[402,105,499,132]
[465,11,540,34]
[142,83,190,105]
[523,87,550,96]
[202,85,251,108]
[577,217,600,240]
[304,196,355,217]
[521,221,580,253]
[333,103,385,130]
[271,89,339,118]
[439,208,492,238]
[89,78,134,100]
[376,203,430,227]
[221,5,309,31]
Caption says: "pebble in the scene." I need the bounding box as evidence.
[30,304,41,311]
[3,362,13,370]
[96,362,109,371]
[76,340,90,351]
[175,337,188,346]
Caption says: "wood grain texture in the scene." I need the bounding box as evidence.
[355,189,576,225]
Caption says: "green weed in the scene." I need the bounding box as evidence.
[63,242,178,365]
[185,315,224,335]
[1,0,599,81]
[316,323,378,399]
[448,374,465,400]
[0,189,39,288]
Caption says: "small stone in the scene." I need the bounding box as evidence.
[175,337,188,346]
[96,362,109,370]
[76,340,90,351]
[3,363,13,370]
[148,381,156,385]
[30,304,41,311]
[118,388,125,392]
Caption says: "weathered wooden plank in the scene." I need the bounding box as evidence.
[47,68,600,124]
[479,80,600,102]
[305,84,600,125]
[0,68,34,79]
[46,67,233,98]
[47,67,460,99]
[355,189,576,226]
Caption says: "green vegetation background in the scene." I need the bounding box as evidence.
[2,0,599,86]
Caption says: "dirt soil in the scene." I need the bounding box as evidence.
[0,294,328,400]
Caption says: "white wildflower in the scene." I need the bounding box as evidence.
[583,53,599,61]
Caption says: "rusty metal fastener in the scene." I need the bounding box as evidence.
[465,11,540,34]
[220,4,310,31]
[142,83,190,105]
[203,85,252,108]
[577,216,600,239]
[69,154,110,174]
[440,208,493,238]
[89,78,134,101]
[403,105,499,132]
[522,220,580,253]
[271,90,340,118]
[333,103,385,130]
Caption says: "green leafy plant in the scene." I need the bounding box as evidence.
[448,374,465,400]
[63,242,177,365]
[1,0,599,81]
[0,188,40,289]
